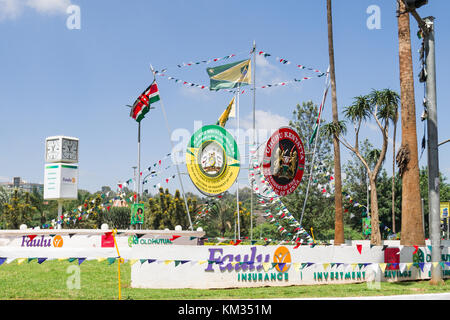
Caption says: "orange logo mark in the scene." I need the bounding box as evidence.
[53,235,64,248]
[273,246,291,273]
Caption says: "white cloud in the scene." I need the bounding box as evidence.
[247,109,289,133]
[0,0,71,20]
[26,0,71,14]
[0,0,22,20]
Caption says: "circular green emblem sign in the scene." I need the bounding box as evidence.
[186,125,240,197]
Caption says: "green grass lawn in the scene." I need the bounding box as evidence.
[0,260,449,300]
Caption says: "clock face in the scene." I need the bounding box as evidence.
[46,139,61,161]
[61,139,78,162]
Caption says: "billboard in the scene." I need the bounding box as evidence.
[43,163,78,200]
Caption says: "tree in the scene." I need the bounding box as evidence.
[146,188,196,230]
[326,0,345,245]
[391,94,400,233]
[1,189,37,229]
[197,197,234,238]
[343,139,402,238]
[325,89,399,245]
[397,0,425,246]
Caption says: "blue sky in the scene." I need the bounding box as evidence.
[0,0,449,197]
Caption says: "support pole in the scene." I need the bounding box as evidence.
[57,200,63,229]
[250,40,256,241]
[137,122,141,203]
[236,84,241,241]
[423,16,442,285]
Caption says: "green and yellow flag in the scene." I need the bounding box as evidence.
[207,59,251,91]
[216,97,236,127]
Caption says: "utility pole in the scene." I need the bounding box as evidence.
[423,16,442,285]
[404,0,442,284]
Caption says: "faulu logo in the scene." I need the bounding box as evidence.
[21,235,63,248]
[273,246,291,273]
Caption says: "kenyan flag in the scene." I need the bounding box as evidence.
[130,81,160,122]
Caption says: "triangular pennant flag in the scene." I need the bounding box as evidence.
[28,258,37,263]
[413,245,419,255]
[37,258,47,264]
[406,263,413,270]
[17,258,26,265]
[0,257,6,266]
[170,235,181,241]
[107,257,116,265]
[379,263,387,273]
[399,263,407,273]
[78,258,86,265]
[147,259,157,264]
[418,262,425,272]
[277,263,286,270]
[382,245,388,251]
[129,259,138,266]
[262,263,271,272]
[356,244,362,254]
[175,260,189,267]
[293,262,300,272]
[27,235,37,241]
[164,260,173,265]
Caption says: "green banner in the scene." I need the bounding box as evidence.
[362,217,371,236]
[131,203,144,225]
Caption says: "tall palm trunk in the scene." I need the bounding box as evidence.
[397,0,425,246]
[327,0,344,245]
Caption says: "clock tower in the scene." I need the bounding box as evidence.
[44,136,79,228]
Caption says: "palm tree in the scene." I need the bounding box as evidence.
[378,89,400,234]
[397,0,425,246]
[325,89,397,245]
[326,0,344,245]
[206,199,234,238]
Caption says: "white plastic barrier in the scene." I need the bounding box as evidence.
[0,229,205,262]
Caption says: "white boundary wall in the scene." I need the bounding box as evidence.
[130,240,450,289]
[1,231,449,289]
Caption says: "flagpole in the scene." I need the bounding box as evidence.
[236,83,241,241]
[250,40,256,242]
[299,69,330,228]
[137,121,141,205]
[150,65,194,231]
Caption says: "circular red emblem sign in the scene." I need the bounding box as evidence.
[262,127,305,196]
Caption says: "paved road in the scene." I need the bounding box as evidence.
[287,292,450,300]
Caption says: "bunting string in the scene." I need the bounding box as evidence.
[256,50,327,76]
[248,145,314,245]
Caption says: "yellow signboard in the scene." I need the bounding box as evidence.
[440,202,449,220]
[186,125,240,197]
